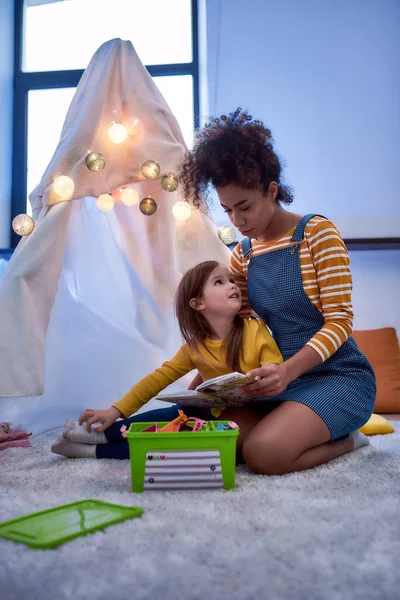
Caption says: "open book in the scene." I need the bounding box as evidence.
[155,372,258,408]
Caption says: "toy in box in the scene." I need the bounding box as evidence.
[126,414,239,492]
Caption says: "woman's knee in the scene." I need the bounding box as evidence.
[242,434,291,475]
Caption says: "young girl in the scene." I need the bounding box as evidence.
[51,260,283,460]
[178,107,375,475]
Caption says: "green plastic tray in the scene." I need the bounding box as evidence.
[0,499,143,549]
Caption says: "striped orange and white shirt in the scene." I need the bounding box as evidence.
[230,216,353,362]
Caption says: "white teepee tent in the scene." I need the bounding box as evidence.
[0,39,230,434]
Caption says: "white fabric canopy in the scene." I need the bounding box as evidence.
[0,39,230,433]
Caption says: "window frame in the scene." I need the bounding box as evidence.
[11,0,199,248]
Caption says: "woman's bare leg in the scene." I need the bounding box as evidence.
[242,401,355,475]
[218,405,263,450]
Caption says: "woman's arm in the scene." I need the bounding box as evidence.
[245,218,353,396]
[245,345,321,397]
[303,218,353,361]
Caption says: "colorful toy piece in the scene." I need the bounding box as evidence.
[138,412,237,435]
[201,421,218,433]
[181,417,207,432]
[139,424,159,433]
[158,410,188,432]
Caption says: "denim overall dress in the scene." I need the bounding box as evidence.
[241,214,376,440]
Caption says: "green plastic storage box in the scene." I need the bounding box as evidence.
[126,421,239,492]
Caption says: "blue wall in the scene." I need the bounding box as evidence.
[207,0,400,239]
[0,0,13,249]
[206,0,400,333]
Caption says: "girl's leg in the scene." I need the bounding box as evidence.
[52,408,184,460]
[97,405,214,459]
[95,440,129,459]
[242,401,356,475]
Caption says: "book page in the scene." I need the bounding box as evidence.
[197,372,257,400]
[154,390,232,408]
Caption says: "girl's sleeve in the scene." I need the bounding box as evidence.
[304,219,354,361]
[255,321,284,365]
[112,346,195,417]
[230,243,253,317]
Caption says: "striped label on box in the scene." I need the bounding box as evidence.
[144,450,223,490]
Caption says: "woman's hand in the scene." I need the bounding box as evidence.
[79,406,123,433]
[244,363,290,397]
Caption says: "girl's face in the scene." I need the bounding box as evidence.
[217,183,278,240]
[191,264,241,317]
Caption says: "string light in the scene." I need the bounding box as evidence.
[108,123,128,144]
[139,197,157,215]
[141,160,160,179]
[96,194,115,212]
[161,174,179,192]
[120,187,139,206]
[218,225,236,245]
[53,176,75,200]
[85,152,106,172]
[12,214,35,236]
[172,201,191,221]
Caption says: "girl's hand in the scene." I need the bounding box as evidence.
[188,372,203,390]
[79,407,122,433]
[244,363,289,397]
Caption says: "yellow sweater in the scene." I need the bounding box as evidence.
[113,318,283,418]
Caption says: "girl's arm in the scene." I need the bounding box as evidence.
[188,371,203,390]
[79,346,194,431]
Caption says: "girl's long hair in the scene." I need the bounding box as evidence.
[175,261,244,372]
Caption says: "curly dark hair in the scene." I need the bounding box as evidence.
[179,107,293,208]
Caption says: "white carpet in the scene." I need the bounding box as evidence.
[1,425,400,600]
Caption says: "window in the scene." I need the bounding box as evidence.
[12,0,199,243]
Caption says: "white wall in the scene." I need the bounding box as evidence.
[351,250,400,334]
[0,0,13,249]
[206,0,400,334]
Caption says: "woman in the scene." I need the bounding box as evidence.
[179,108,376,475]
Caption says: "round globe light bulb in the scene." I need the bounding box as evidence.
[161,174,179,192]
[172,201,192,221]
[141,160,160,180]
[85,151,106,172]
[53,175,75,200]
[139,197,157,216]
[218,225,236,245]
[12,214,35,236]
[120,188,139,206]
[108,123,128,144]
[96,194,115,212]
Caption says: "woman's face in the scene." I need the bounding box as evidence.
[216,183,278,239]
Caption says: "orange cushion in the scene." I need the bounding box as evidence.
[352,327,400,413]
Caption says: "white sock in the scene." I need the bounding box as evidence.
[51,436,96,458]
[63,419,107,444]
[350,430,370,450]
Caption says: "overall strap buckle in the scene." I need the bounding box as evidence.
[289,240,303,255]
